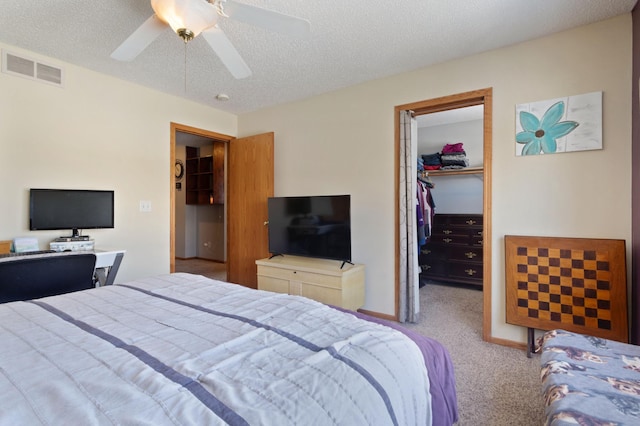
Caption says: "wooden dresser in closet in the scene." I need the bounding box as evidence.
[420,213,483,288]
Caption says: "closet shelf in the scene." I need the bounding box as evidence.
[427,166,483,176]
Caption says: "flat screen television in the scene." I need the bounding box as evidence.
[267,195,351,263]
[29,189,115,238]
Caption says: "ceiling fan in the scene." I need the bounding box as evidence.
[110,0,310,79]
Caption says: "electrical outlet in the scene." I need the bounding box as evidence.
[139,200,152,212]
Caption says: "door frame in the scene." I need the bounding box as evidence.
[170,122,233,273]
[394,88,493,341]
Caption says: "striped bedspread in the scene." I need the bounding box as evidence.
[0,273,457,425]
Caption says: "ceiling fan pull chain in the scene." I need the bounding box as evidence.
[184,42,187,93]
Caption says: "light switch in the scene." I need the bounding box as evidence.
[139,200,152,212]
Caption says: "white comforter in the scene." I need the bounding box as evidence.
[0,273,432,425]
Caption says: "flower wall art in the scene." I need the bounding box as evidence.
[515,91,602,156]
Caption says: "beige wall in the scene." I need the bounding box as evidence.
[0,43,237,283]
[0,14,631,344]
[238,15,633,342]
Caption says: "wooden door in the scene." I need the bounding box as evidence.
[227,132,274,287]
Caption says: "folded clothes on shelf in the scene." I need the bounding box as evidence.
[421,152,441,166]
[441,143,465,154]
[440,153,469,167]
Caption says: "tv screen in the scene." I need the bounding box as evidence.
[268,195,351,262]
[29,189,115,237]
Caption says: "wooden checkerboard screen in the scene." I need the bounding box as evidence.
[505,235,628,343]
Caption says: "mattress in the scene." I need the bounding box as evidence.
[540,329,640,425]
[0,273,458,425]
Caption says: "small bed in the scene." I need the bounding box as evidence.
[539,329,640,425]
[0,273,458,425]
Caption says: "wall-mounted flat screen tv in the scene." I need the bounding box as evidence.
[29,189,115,237]
[267,195,351,262]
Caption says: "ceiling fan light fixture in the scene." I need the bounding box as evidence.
[176,28,194,42]
[151,0,218,40]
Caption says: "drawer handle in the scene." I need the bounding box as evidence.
[479,240,483,245]
[466,220,477,225]
[423,265,431,270]
[443,230,452,234]
[477,231,483,236]
[422,249,431,255]
[465,269,477,276]
[442,238,452,243]
[465,252,477,259]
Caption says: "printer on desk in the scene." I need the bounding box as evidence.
[50,238,95,252]
[49,240,125,286]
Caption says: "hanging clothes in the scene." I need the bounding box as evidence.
[416,177,436,248]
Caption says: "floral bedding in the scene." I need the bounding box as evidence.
[540,329,640,425]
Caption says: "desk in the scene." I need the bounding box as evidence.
[93,249,126,286]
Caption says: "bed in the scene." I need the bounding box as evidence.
[0,273,458,425]
[539,329,640,425]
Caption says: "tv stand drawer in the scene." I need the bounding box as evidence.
[256,265,343,289]
[256,256,365,311]
[257,275,290,294]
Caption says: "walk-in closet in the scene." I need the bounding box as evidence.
[417,105,484,290]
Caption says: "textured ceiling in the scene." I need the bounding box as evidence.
[0,0,636,114]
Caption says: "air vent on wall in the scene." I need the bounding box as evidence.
[1,50,64,87]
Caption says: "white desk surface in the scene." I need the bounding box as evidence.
[94,249,126,269]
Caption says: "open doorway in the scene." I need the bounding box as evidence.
[416,105,484,289]
[170,123,233,282]
[395,88,493,341]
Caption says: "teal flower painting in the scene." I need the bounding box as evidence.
[515,92,602,156]
[516,101,578,155]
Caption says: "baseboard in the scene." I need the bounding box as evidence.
[195,257,225,263]
[485,335,528,352]
[176,256,225,264]
[357,308,397,322]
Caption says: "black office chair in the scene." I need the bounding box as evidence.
[0,253,97,303]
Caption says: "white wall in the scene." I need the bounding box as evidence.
[196,204,225,261]
[418,119,484,167]
[0,43,237,282]
[238,15,632,342]
[418,119,483,214]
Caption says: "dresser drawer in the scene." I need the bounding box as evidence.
[420,246,446,260]
[419,261,447,276]
[448,215,482,227]
[430,233,475,245]
[448,246,483,261]
[448,262,483,281]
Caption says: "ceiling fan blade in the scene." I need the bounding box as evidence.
[201,27,252,79]
[110,15,167,61]
[223,0,310,38]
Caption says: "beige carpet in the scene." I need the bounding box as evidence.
[175,258,227,281]
[403,282,545,425]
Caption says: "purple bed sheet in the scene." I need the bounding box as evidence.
[333,307,459,426]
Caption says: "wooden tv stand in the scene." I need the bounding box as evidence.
[255,255,365,311]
